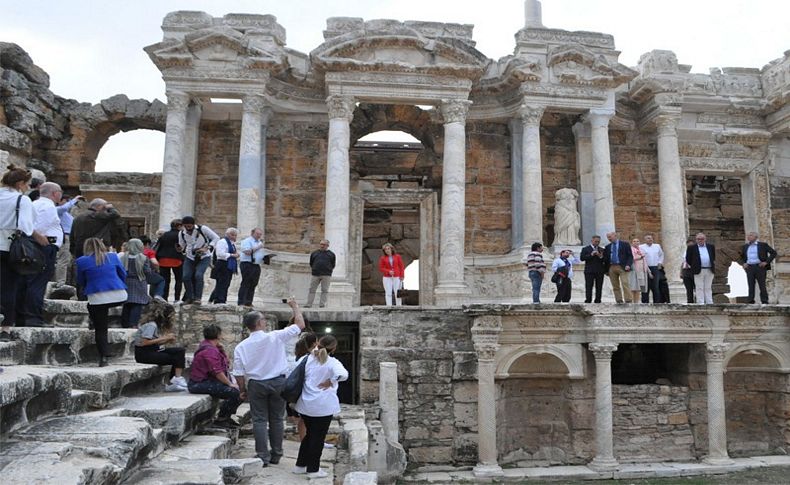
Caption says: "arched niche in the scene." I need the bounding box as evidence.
[725,342,790,372]
[496,344,586,379]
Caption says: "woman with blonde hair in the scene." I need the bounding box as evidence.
[120,238,156,328]
[378,243,405,306]
[76,237,127,366]
[292,334,348,478]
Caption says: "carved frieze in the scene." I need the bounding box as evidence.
[515,28,615,48]
[680,158,759,175]
[698,112,764,127]
[637,50,680,77]
[547,44,637,88]
[714,129,772,147]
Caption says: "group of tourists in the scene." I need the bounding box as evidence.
[525,230,777,305]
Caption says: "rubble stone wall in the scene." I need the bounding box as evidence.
[724,371,790,457]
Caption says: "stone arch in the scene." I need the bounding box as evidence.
[77,95,166,174]
[496,344,586,379]
[724,342,790,372]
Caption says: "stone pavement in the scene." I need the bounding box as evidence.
[402,455,790,482]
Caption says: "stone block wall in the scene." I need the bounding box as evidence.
[610,130,662,237]
[195,120,242,231]
[540,115,578,246]
[770,172,790,302]
[724,371,790,457]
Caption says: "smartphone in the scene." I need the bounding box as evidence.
[281,298,288,303]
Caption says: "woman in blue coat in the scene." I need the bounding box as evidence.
[76,237,127,366]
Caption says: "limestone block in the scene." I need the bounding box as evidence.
[0,445,119,485]
[452,381,477,403]
[451,352,477,380]
[453,402,477,429]
[160,435,232,461]
[0,366,72,433]
[64,362,170,407]
[344,471,379,485]
[0,340,25,365]
[0,124,32,154]
[100,94,129,115]
[407,445,453,464]
[452,432,478,462]
[110,393,215,443]
[0,42,50,86]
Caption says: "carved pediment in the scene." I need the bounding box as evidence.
[547,44,636,88]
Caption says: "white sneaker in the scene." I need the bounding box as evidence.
[306,469,328,479]
[164,383,187,392]
[291,466,307,475]
[170,376,188,388]
[323,442,335,449]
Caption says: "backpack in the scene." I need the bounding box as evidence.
[281,356,308,403]
[8,195,47,275]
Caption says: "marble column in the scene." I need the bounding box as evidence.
[379,362,399,443]
[704,342,733,465]
[656,114,686,283]
[573,121,595,243]
[324,95,356,306]
[435,99,472,305]
[509,118,524,250]
[589,342,618,470]
[520,104,545,246]
[471,316,503,477]
[159,90,190,230]
[259,107,272,233]
[179,101,202,218]
[586,109,616,238]
[237,95,266,236]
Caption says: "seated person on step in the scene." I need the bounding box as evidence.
[188,323,242,427]
[134,298,187,391]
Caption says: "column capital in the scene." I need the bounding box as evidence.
[471,315,502,359]
[326,95,356,122]
[242,94,267,114]
[655,113,681,135]
[440,98,472,124]
[165,90,190,111]
[589,342,618,359]
[572,120,591,139]
[585,108,615,128]
[518,104,545,126]
[706,342,731,361]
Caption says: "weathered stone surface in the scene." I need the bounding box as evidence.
[110,393,214,442]
[343,471,378,484]
[0,366,72,434]
[129,458,262,484]
[64,362,173,407]
[160,435,232,461]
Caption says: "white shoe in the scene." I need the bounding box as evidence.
[323,442,335,449]
[164,383,187,392]
[170,376,188,388]
[307,469,328,479]
[291,466,307,475]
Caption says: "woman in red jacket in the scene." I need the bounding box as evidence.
[378,243,405,306]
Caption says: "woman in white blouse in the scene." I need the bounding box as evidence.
[292,334,348,479]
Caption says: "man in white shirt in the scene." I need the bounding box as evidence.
[178,216,219,304]
[238,227,265,306]
[639,234,665,303]
[208,227,239,304]
[19,182,62,326]
[233,299,305,466]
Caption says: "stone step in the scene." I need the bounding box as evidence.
[0,366,72,435]
[0,340,25,365]
[7,413,156,483]
[108,392,215,444]
[68,389,92,415]
[64,361,175,408]
[125,458,262,485]
[8,327,136,365]
[160,435,233,461]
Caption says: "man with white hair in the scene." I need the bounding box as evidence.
[740,231,777,304]
[70,197,125,258]
[209,227,240,304]
[17,182,61,326]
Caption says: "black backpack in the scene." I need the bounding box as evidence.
[8,195,46,275]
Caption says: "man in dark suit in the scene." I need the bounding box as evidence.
[603,231,633,303]
[685,232,716,304]
[741,232,777,304]
[580,235,606,303]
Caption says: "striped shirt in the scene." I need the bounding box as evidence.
[524,251,547,273]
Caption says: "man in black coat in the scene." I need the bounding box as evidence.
[741,232,777,304]
[685,232,716,304]
[603,231,634,303]
[580,235,606,303]
[305,239,335,308]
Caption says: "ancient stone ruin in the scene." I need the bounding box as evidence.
[1,0,790,483]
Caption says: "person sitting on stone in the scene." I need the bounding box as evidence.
[134,298,187,391]
[188,323,242,427]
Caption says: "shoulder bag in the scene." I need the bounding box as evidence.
[281,355,308,403]
[8,195,46,275]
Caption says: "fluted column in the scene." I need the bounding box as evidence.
[656,114,686,283]
[471,316,503,477]
[520,104,545,246]
[589,342,619,470]
[159,90,190,230]
[586,109,616,237]
[704,343,733,465]
[509,118,524,249]
[180,101,202,217]
[324,95,355,285]
[237,95,266,236]
[435,99,471,305]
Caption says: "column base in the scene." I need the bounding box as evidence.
[434,283,470,307]
[703,455,734,466]
[588,457,619,471]
[326,280,356,308]
[472,463,504,477]
[666,280,689,304]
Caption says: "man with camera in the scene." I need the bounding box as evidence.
[177,216,219,304]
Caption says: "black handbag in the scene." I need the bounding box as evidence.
[8,195,46,275]
[281,355,308,403]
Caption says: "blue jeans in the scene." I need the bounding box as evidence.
[182,257,210,302]
[188,378,241,418]
[529,270,543,303]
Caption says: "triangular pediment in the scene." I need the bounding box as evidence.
[548,44,636,88]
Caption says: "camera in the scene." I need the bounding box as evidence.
[281,298,288,304]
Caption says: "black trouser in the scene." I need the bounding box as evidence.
[659,275,670,304]
[682,275,695,303]
[135,345,186,378]
[212,260,234,304]
[88,302,120,358]
[159,265,183,302]
[745,264,769,303]
[16,244,58,326]
[121,302,145,328]
[238,262,261,305]
[584,272,604,303]
[188,378,242,418]
[1,250,21,327]
[641,266,663,303]
[296,414,334,473]
[554,277,572,302]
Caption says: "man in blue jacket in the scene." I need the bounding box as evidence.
[603,231,633,303]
